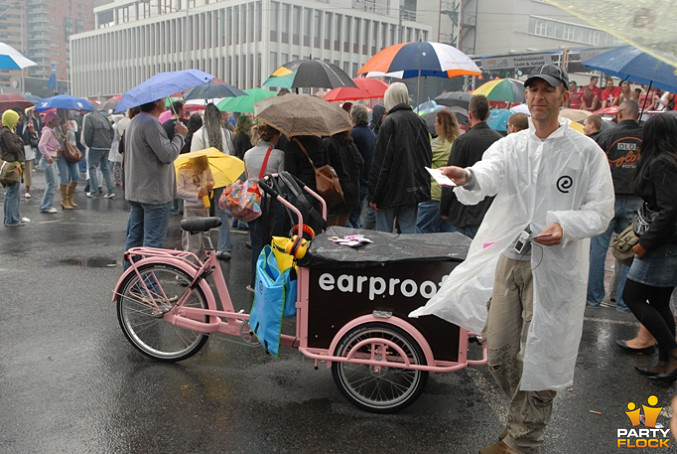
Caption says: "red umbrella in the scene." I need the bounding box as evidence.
[324,78,390,102]
[0,93,34,111]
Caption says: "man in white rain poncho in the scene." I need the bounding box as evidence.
[410,65,614,454]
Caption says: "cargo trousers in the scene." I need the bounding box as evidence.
[483,255,556,454]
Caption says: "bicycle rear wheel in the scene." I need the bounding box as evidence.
[117,264,209,362]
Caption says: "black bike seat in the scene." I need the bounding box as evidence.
[180,217,222,234]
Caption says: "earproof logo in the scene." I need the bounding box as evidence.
[318,272,445,301]
[617,395,671,448]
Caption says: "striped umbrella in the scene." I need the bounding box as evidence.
[473,78,525,103]
[357,42,481,79]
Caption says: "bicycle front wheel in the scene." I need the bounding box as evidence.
[117,264,209,362]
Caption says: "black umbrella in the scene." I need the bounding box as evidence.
[263,59,358,90]
[183,81,246,100]
[434,91,472,109]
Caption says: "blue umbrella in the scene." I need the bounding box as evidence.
[583,46,677,93]
[115,69,214,113]
[35,95,93,112]
[487,109,513,132]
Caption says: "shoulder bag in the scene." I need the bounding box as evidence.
[219,147,273,222]
[611,203,658,266]
[294,138,344,207]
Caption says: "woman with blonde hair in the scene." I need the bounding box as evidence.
[416,109,460,233]
[177,155,214,254]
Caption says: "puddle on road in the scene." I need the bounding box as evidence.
[59,256,118,268]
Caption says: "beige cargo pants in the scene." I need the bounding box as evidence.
[483,255,556,454]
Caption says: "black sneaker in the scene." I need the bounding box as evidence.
[216,250,232,261]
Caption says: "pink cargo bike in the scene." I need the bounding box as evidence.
[113,173,487,413]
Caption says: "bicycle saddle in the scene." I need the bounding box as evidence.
[180,217,222,234]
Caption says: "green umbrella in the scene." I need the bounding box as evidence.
[165,97,178,108]
[216,88,277,113]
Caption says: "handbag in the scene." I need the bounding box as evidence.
[611,203,657,267]
[219,147,273,221]
[294,138,345,207]
[611,224,639,267]
[63,142,82,162]
[0,160,22,186]
[248,245,298,356]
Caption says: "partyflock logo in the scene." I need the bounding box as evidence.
[617,395,671,448]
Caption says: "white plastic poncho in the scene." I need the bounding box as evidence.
[410,120,614,391]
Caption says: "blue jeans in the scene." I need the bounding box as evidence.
[416,200,444,233]
[88,148,115,196]
[3,182,21,225]
[439,220,480,239]
[56,156,80,184]
[587,195,642,309]
[375,204,418,233]
[213,187,232,252]
[123,201,172,270]
[39,160,58,211]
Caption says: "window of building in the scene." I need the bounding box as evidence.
[281,3,290,44]
[304,8,311,46]
[314,10,321,48]
[335,14,342,51]
[325,12,333,50]
[353,18,361,53]
[293,6,301,45]
[344,16,352,52]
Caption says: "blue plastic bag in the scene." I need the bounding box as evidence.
[249,245,297,356]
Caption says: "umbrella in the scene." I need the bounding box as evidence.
[216,88,277,113]
[101,95,121,112]
[544,1,677,68]
[510,104,530,115]
[487,109,513,132]
[473,79,525,103]
[183,81,245,101]
[559,108,591,122]
[0,42,36,70]
[0,94,34,111]
[21,93,42,104]
[115,69,215,113]
[434,91,473,109]
[263,59,357,90]
[254,94,352,138]
[582,46,677,106]
[35,95,93,112]
[174,148,245,189]
[593,106,620,116]
[357,42,481,79]
[324,78,390,102]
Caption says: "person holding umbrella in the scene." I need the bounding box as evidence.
[123,98,187,269]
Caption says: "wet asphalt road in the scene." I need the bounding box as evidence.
[1,173,676,454]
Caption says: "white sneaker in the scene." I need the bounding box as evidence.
[104,193,116,199]
[41,207,58,214]
[24,192,31,199]
[21,217,30,223]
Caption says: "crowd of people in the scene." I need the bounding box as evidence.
[2,64,677,453]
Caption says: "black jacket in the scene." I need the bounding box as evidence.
[636,155,677,251]
[368,103,432,208]
[283,135,328,191]
[324,135,364,215]
[595,119,642,195]
[351,124,376,193]
[233,132,252,160]
[440,122,502,227]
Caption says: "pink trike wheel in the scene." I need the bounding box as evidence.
[116,263,209,361]
[331,322,428,413]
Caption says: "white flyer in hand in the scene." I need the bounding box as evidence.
[426,167,457,187]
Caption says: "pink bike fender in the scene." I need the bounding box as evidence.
[111,256,206,303]
[326,314,436,368]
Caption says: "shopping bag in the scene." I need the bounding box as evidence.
[219,179,262,222]
[249,245,297,356]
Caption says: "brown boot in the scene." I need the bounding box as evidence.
[60,185,74,210]
[68,182,78,208]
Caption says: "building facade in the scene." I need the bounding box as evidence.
[70,0,432,98]
[0,0,95,93]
